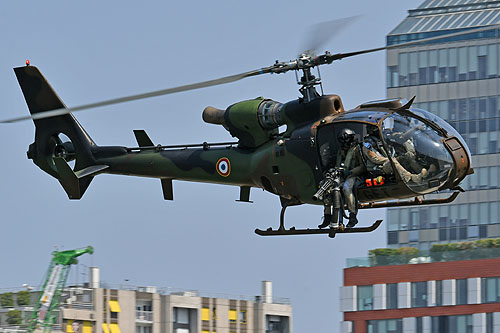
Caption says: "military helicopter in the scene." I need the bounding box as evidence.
[5,26,480,238]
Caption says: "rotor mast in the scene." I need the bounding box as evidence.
[269,51,338,102]
[295,52,324,102]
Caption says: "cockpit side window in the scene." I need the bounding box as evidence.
[316,123,363,171]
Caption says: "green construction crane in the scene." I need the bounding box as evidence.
[28,246,94,332]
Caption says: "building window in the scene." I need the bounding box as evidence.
[109,300,120,320]
[136,326,152,333]
[239,310,247,324]
[399,53,408,86]
[456,279,467,305]
[439,228,448,241]
[409,230,419,242]
[411,281,427,307]
[487,312,493,333]
[387,209,399,231]
[478,46,488,80]
[174,307,189,324]
[468,226,479,239]
[367,319,402,333]
[173,307,192,331]
[409,52,418,85]
[357,285,373,311]
[201,308,210,321]
[387,66,399,88]
[386,283,398,309]
[228,309,237,323]
[416,317,423,333]
[482,277,500,303]
[419,207,429,229]
[458,47,468,81]
[429,50,438,83]
[400,208,409,230]
[438,49,447,82]
[431,314,472,332]
[388,231,399,245]
[266,315,289,333]
[436,280,442,306]
[446,48,457,82]
[419,51,428,85]
[480,225,488,238]
[468,46,478,80]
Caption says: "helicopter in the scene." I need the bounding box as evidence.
[5,27,480,238]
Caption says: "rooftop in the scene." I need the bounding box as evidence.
[0,283,290,305]
[346,240,500,268]
[390,0,500,36]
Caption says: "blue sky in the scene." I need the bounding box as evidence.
[0,1,417,331]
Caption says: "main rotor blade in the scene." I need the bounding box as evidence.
[332,24,500,61]
[2,67,269,123]
[4,24,499,124]
[298,16,361,56]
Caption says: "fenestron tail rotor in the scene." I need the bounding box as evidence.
[3,24,498,124]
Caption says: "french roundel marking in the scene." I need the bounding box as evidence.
[216,157,231,177]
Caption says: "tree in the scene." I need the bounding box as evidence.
[16,291,31,306]
[0,293,14,307]
[6,309,22,325]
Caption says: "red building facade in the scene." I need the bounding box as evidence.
[341,258,500,333]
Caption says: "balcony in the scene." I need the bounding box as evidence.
[136,310,153,323]
[64,302,93,310]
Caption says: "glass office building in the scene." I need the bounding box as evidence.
[385,0,500,249]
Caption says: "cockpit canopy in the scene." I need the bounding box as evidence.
[316,107,466,195]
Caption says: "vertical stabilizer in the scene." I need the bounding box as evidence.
[15,65,97,199]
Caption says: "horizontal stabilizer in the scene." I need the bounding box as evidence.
[75,165,109,178]
[54,158,107,199]
[133,130,154,147]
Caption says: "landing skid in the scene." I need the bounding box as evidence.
[255,220,383,238]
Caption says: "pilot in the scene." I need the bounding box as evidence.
[362,126,427,184]
[318,128,365,229]
[385,122,436,177]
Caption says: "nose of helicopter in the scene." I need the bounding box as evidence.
[443,136,473,189]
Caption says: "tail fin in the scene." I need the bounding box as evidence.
[14,65,98,199]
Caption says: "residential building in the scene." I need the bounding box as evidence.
[0,267,292,333]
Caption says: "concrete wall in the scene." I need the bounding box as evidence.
[118,290,136,332]
[94,288,103,332]
[153,293,161,333]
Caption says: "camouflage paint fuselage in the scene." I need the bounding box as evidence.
[98,138,321,205]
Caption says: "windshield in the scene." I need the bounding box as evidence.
[410,107,471,157]
[380,113,455,194]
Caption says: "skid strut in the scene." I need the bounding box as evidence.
[255,220,383,238]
